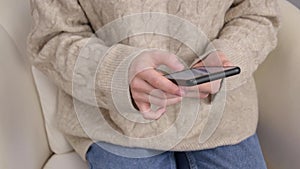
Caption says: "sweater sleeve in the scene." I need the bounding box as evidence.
[211,0,280,90]
[27,0,141,111]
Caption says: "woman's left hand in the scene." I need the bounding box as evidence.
[181,51,233,99]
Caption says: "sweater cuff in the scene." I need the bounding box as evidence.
[96,44,145,119]
[211,39,256,90]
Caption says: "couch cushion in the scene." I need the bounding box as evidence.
[32,67,73,154]
[43,152,88,169]
[0,25,51,169]
[255,0,300,169]
[0,0,74,155]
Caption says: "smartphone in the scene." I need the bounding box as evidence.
[164,66,240,86]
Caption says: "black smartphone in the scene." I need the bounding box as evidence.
[164,66,240,86]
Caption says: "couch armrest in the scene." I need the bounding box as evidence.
[0,25,52,169]
[255,1,300,169]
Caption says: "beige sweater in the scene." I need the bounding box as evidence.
[27,0,279,160]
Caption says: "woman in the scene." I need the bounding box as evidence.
[27,0,280,168]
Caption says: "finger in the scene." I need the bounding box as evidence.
[180,85,209,98]
[136,101,151,113]
[142,108,166,120]
[183,91,209,99]
[149,94,182,107]
[181,79,221,94]
[207,80,222,94]
[132,91,182,107]
[140,70,183,96]
[203,52,224,66]
[192,61,204,68]
[131,78,181,99]
[223,60,234,67]
[148,88,183,100]
[192,51,234,69]
[200,93,210,99]
[196,81,221,94]
[137,102,166,120]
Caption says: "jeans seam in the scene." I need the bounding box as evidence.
[185,152,198,169]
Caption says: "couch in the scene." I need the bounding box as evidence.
[0,0,299,168]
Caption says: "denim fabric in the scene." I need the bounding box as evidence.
[86,134,267,169]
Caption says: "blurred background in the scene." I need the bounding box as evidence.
[288,0,300,8]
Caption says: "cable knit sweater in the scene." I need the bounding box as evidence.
[27,0,279,160]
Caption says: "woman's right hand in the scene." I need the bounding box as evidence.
[129,50,185,120]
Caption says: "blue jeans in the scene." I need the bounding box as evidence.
[86,134,267,169]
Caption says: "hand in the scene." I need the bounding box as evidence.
[182,51,233,99]
[129,50,185,120]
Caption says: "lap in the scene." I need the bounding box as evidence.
[86,142,176,169]
[86,134,266,169]
[185,134,267,169]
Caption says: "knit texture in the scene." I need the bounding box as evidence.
[27,0,279,160]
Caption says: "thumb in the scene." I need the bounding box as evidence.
[223,60,234,67]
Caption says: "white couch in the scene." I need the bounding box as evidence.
[255,1,300,169]
[0,0,299,169]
